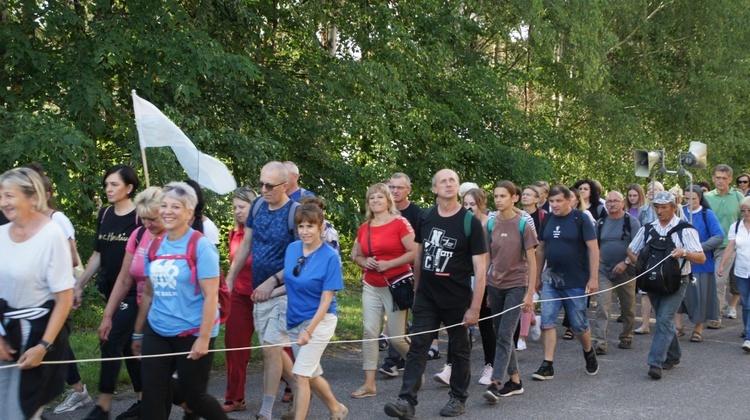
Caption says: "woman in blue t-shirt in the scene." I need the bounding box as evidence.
[132,182,227,420]
[278,198,347,419]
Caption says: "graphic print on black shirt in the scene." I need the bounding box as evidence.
[416,206,487,309]
[94,206,140,298]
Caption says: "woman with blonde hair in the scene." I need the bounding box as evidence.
[0,167,74,418]
[351,183,416,398]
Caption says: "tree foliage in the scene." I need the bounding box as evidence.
[2,0,749,245]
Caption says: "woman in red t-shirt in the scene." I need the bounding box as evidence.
[350,183,416,398]
[222,186,257,412]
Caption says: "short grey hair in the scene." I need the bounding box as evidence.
[283,161,300,175]
[390,172,411,187]
[163,181,198,210]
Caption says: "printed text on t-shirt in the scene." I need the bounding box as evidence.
[423,228,456,274]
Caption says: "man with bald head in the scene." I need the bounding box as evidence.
[226,161,297,419]
[385,169,488,419]
[283,161,316,202]
[591,190,641,354]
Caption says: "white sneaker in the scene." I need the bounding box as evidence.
[433,364,452,386]
[530,316,542,341]
[516,339,527,351]
[742,340,750,352]
[54,384,93,414]
[478,363,493,385]
[727,307,738,319]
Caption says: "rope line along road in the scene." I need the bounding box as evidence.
[0,255,672,370]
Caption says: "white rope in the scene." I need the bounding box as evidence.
[0,255,671,370]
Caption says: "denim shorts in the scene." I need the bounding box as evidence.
[540,285,590,334]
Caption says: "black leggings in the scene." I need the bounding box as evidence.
[141,323,227,420]
[99,295,141,394]
[65,345,81,385]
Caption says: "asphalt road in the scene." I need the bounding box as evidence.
[50,306,748,419]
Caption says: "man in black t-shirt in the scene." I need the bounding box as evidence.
[385,169,487,419]
[378,173,424,376]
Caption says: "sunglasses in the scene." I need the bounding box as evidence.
[163,185,189,195]
[738,180,749,185]
[293,256,306,277]
[257,180,286,191]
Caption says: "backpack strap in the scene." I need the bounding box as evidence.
[487,217,495,244]
[596,216,606,242]
[519,216,527,258]
[288,200,301,239]
[250,196,264,220]
[736,220,741,236]
[463,211,473,238]
[134,226,147,246]
[148,231,203,292]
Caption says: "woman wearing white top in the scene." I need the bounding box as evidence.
[0,167,74,419]
[718,196,750,352]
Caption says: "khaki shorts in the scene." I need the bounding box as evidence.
[288,313,337,378]
[254,296,290,345]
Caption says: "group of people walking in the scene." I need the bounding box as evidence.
[1,160,749,419]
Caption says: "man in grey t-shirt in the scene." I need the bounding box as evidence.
[592,191,641,354]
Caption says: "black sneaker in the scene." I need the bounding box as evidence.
[662,358,680,370]
[483,382,501,404]
[531,361,554,381]
[439,397,465,417]
[497,379,524,397]
[617,340,632,349]
[648,365,662,379]
[85,405,110,420]
[115,400,141,420]
[378,362,399,377]
[384,398,415,419]
[584,348,599,376]
[396,358,406,371]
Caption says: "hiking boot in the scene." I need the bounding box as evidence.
[115,400,142,420]
[662,358,680,370]
[497,379,524,397]
[648,365,662,379]
[531,361,554,381]
[618,340,632,349]
[433,363,451,385]
[54,385,93,414]
[384,398,415,419]
[584,348,599,375]
[378,361,400,377]
[439,397,466,417]
[477,363,493,385]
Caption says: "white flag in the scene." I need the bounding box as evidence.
[132,90,237,194]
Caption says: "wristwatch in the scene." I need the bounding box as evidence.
[623,259,630,266]
[38,340,53,352]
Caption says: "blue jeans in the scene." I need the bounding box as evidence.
[736,276,750,339]
[487,286,526,382]
[647,279,688,368]
[540,285,590,334]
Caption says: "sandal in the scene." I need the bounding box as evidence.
[690,331,702,342]
[350,386,377,399]
[427,346,441,360]
[563,329,574,340]
[282,387,294,403]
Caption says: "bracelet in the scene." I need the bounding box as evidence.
[131,333,144,340]
[273,274,281,286]
[304,328,313,335]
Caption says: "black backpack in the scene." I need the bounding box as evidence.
[635,222,692,295]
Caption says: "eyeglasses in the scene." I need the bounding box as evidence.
[257,180,285,191]
[738,180,749,185]
[388,185,406,190]
[741,209,750,213]
[293,256,306,276]
[141,216,158,223]
[605,199,622,204]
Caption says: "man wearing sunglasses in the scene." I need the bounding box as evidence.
[225,161,297,420]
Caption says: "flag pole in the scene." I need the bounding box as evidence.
[133,90,151,188]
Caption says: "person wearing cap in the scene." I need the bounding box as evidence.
[627,191,705,380]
